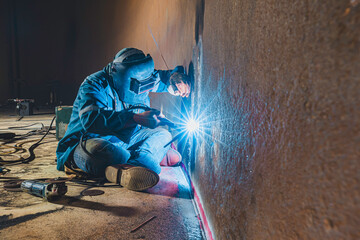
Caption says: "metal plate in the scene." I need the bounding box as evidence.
[81,189,105,196]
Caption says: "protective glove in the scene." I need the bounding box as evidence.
[168,72,191,97]
[133,110,162,129]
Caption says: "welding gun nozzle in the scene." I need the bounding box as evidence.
[159,117,176,128]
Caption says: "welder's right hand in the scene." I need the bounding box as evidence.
[133,110,161,129]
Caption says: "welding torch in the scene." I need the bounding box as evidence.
[158,116,184,148]
[128,105,177,129]
[154,112,183,148]
[127,105,186,148]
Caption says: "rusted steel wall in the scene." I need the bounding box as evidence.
[189,0,360,239]
[119,1,360,238]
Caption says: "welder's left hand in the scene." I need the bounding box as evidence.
[133,110,161,129]
[168,72,191,97]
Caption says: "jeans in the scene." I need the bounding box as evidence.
[73,127,172,176]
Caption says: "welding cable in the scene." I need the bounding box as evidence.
[0,144,24,155]
[0,139,40,164]
[0,139,28,156]
[69,178,119,187]
[1,121,56,144]
[7,122,44,130]
[0,122,44,138]
[127,104,153,112]
[0,116,56,166]
[0,126,50,156]
[0,124,54,145]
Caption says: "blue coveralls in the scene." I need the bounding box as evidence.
[56,64,181,176]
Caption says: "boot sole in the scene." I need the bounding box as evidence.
[105,165,159,191]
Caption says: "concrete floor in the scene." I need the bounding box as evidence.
[0,112,203,240]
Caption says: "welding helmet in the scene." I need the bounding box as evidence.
[111,48,156,105]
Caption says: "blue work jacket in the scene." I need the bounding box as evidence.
[56,65,181,171]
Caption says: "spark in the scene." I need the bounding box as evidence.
[186,118,200,133]
[161,80,235,150]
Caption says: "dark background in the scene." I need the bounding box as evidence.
[1,0,135,105]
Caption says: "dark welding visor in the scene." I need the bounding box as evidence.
[130,74,157,94]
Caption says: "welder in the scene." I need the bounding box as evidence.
[56,48,190,191]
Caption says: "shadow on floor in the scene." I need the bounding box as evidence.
[0,207,63,230]
[51,196,138,217]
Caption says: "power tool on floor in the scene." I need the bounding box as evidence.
[21,180,68,200]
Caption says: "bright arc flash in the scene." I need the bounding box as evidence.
[186,118,200,132]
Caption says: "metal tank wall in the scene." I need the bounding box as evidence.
[188,0,360,239]
[116,1,360,239]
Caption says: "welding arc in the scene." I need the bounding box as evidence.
[0,116,56,166]
[148,25,192,149]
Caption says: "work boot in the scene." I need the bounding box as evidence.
[160,148,182,166]
[105,164,159,191]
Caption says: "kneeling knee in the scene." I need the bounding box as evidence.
[157,128,172,142]
[85,138,113,155]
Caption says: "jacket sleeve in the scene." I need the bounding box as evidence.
[77,80,136,135]
[153,66,186,93]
